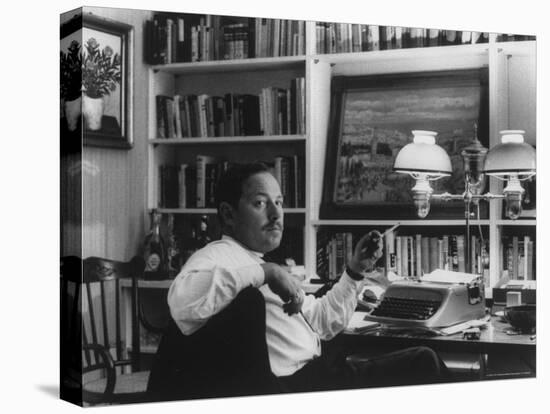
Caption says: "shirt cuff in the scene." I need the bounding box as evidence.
[342,270,365,291]
[234,263,265,288]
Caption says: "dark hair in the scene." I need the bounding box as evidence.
[215,162,272,213]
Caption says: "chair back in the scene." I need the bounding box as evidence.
[60,255,145,404]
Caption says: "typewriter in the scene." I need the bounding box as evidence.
[363,272,485,329]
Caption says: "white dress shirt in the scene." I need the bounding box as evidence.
[167,235,365,377]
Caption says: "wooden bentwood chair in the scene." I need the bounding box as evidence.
[60,256,151,405]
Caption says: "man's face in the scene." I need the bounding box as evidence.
[229,172,284,253]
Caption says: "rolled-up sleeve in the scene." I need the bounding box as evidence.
[300,272,365,341]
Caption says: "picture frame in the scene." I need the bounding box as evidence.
[60,13,134,149]
[320,68,489,219]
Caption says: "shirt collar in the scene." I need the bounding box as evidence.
[221,235,265,260]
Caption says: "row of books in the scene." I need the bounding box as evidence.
[316,231,489,282]
[496,34,536,42]
[155,78,305,138]
[159,155,305,209]
[144,13,306,64]
[315,23,490,54]
[502,235,535,280]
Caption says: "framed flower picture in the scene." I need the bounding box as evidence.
[60,13,134,148]
[320,68,489,219]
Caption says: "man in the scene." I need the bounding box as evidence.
[148,162,446,399]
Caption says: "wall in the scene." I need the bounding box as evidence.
[61,6,152,260]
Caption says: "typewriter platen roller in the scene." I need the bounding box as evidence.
[364,278,485,329]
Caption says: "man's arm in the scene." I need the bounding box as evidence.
[300,231,384,340]
[168,253,265,335]
[168,253,303,335]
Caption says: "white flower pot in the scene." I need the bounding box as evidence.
[64,96,82,132]
[82,95,104,131]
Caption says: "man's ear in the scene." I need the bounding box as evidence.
[218,201,235,228]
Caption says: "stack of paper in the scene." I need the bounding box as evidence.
[344,311,381,334]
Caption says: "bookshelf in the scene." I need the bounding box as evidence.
[145,13,536,297]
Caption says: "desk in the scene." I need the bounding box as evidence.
[120,279,536,379]
[336,319,536,380]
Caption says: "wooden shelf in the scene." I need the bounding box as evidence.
[496,219,536,226]
[151,55,306,74]
[157,207,306,214]
[312,219,491,227]
[150,135,306,145]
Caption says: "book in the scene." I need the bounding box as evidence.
[395,236,402,276]
[400,236,409,276]
[178,164,188,208]
[429,237,439,272]
[457,235,465,273]
[512,236,519,280]
[415,234,422,277]
[525,237,534,280]
[427,29,440,46]
[155,95,171,138]
[385,229,397,274]
[196,155,217,207]
[367,25,380,51]
[173,95,183,138]
[159,164,179,208]
[421,236,430,276]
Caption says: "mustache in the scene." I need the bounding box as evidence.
[263,222,283,231]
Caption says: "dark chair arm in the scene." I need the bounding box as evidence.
[81,343,117,402]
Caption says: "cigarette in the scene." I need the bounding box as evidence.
[382,223,400,237]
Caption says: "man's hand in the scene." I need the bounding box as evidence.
[261,263,304,315]
[348,230,384,275]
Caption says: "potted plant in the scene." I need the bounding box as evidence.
[81,37,122,131]
[60,40,83,131]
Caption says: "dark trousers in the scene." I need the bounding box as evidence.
[278,345,450,393]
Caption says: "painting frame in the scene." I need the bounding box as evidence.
[320,68,489,220]
[61,13,134,149]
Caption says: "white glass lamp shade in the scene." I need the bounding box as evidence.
[483,130,536,177]
[394,130,452,177]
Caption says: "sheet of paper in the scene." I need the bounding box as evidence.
[344,311,380,334]
[421,269,479,284]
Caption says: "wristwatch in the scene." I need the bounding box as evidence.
[345,265,365,281]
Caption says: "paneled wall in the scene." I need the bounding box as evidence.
[61,7,152,260]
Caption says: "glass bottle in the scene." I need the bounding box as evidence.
[195,215,212,249]
[142,209,167,279]
[166,213,182,278]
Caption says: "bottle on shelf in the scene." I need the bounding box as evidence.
[195,215,212,249]
[166,213,182,278]
[142,209,168,280]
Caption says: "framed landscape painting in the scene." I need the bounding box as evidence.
[320,68,489,219]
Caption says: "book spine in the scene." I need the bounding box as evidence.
[421,236,430,276]
[457,235,465,272]
[156,95,166,138]
[526,238,534,280]
[385,229,396,274]
[512,236,519,279]
[173,95,183,138]
[178,164,187,208]
[196,155,207,208]
[401,236,408,276]
[415,234,422,277]
[367,25,380,51]
[429,237,439,272]
[198,94,209,137]
[396,236,402,276]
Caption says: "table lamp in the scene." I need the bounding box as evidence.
[393,127,536,272]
